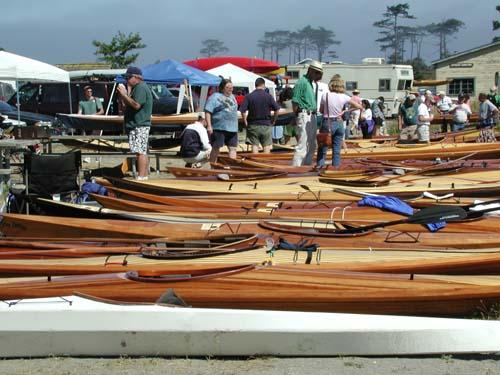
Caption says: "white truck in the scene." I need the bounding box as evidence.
[286,58,414,117]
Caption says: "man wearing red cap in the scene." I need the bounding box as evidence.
[117,66,153,180]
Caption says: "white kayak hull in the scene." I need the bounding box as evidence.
[1,295,500,357]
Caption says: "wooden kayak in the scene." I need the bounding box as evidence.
[244,142,500,162]
[30,197,500,234]
[58,108,294,132]
[3,213,500,250]
[0,233,260,260]
[4,248,500,276]
[3,264,500,316]
[104,172,500,198]
[105,185,483,209]
[86,195,500,233]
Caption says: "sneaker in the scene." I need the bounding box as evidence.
[135,176,149,181]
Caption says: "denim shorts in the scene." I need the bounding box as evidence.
[211,130,238,148]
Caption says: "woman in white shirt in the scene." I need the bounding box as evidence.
[359,99,374,139]
[316,76,363,168]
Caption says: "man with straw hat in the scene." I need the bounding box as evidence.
[291,60,323,166]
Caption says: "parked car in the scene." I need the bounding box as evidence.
[8,81,189,117]
[7,81,118,116]
[0,100,55,126]
[150,85,189,115]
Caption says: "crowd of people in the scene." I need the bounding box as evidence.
[114,64,499,179]
[397,88,499,145]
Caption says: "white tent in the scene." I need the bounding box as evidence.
[0,51,70,121]
[207,63,276,98]
[0,51,69,83]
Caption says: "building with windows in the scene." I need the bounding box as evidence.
[432,41,500,99]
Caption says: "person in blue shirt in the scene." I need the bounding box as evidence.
[205,78,239,162]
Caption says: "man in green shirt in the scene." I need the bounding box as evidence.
[77,86,104,115]
[117,66,153,180]
[291,60,323,166]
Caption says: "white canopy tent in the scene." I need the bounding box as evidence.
[0,51,70,122]
[207,63,276,98]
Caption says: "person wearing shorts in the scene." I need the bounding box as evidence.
[240,77,280,154]
[117,66,153,180]
[205,78,239,162]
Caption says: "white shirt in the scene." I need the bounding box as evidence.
[314,81,329,112]
[185,121,212,152]
[450,103,471,123]
[320,92,351,118]
[437,96,453,112]
[362,108,372,121]
[417,102,431,126]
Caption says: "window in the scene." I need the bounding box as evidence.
[448,78,474,96]
[17,84,39,105]
[397,80,412,90]
[400,70,410,76]
[288,71,299,79]
[346,81,358,91]
[379,79,390,92]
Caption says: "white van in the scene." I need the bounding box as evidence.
[286,58,414,117]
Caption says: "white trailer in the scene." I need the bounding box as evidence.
[286,58,414,117]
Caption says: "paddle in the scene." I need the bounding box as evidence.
[341,205,468,234]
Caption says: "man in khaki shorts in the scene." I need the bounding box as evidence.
[240,77,280,153]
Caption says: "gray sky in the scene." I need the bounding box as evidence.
[1,0,498,67]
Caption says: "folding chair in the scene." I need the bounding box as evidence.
[22,150,82,214]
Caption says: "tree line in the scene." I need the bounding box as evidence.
[86,3,499,69]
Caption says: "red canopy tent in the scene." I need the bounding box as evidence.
[184,56,280,74]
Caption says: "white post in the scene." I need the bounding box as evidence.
[106,82,117,115]
[199,86,209,111]
[16,80,20,124]
[67,82,73,114]
[176,83,186,115]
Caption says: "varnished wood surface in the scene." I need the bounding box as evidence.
[2,264,500,316]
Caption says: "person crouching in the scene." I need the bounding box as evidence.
[180,112,212,168]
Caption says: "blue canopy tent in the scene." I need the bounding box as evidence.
[115,59,221,113]
[141,59,221,86]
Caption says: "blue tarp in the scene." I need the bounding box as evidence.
[358,195,446,232]
[120,59,221,86]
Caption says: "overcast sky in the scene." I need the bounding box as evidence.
[1,0,498,67]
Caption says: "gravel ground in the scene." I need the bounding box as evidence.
[1,355,500,375]
[4,137,500,373]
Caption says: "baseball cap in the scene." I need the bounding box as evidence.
[408,94,416,100]
[124,66,143,77]
[352,89,360,94]
[425,90,432,96]
[437,91,445,96]
[197,112,205,120]
[308,60,323,73]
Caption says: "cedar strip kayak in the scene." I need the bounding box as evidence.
[2,264,500,316]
